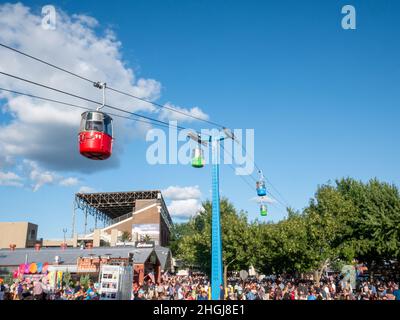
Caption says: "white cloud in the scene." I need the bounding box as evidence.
[59,177,79,187]
[24,160,56,191]
[71,14,99,28]
[0,160,81,190]
[162,185,203,219]
[0,3,161,174]
[0,171,23,187]
[158,102,209,123]
[78,186,96,193]
[167,199,204,219]
[22,160,79,191]
[162,185,202,200]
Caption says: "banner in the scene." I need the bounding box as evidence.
[132,224,159,243]
[77,257,101,273]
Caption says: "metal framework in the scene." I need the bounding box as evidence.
[74,190,172,230]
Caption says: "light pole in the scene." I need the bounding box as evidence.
[71,199,77,238]
[62,228,67,245]
[224,257,237,292]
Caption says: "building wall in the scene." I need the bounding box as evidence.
[99,204,171,247]
[0,222,38,249]
[131,205,161,244]
[135,199,157,211]
[131,205,160,225]
[159,214,170,247]
[42,239,75,247]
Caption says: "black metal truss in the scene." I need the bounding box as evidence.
[74,190,173,229]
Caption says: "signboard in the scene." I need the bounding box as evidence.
[177,269,189,276]
[134,241,155,248]
[77,257,104,273]
[77,257,129,272]
[132,224,159,244]
[99,265,133,300]
[99,265,120,300]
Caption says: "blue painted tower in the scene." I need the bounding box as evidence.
[211,137,223,300]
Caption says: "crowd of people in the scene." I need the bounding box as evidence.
[131,273,400,300]
[1,272,400,300]
[0,278,100,300]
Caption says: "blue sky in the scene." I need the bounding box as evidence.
[0,0,399,239]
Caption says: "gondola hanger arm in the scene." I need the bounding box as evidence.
[94,81,107,111]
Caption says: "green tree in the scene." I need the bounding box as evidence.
[170,178,400,282]
[172,198,254,276]
[335,178,400,276]
[63,272,73,288]
[121,231,131,243]
[143,234,152,242]
[79,274,91,289]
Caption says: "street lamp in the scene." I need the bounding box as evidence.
[62,228,67,246]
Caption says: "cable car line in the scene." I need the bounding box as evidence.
[221,139,290,209]
[0,42,292,209]
[0,70,189,132]
[0,88,279,206]
[219,143,287,212]
[0,69,290,209]
[0,43,94,84]
[0,42,225,128]
[247,173,289,210]
[106,87,224,128]
[249,174,288,209]
[234,139,291,208]
[244,170,289,209]
[0,87,175,130]
[220,143,288,211]
[222,156,287,216]
[0,88,288,211]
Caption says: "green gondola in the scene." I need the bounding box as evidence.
[191,146,205,168]
[260,204,267,216]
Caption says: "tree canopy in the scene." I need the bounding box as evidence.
[170,178,400,277]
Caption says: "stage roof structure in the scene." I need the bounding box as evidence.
[74,190,172,229]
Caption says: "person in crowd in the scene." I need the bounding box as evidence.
[84,282,98,300]
[197,289,208,300]
[134,289,146,300]
[21,284,32,300]
[219,284,225,300]
[0,279,5,301]
[73,281,81,294]
[307,290,317,300]
[3,269,399,301]
[33,280,43,300]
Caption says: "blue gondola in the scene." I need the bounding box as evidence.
[256,170,267,197]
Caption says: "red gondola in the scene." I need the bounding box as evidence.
[79,110,113,160]
[79,82,113,160]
